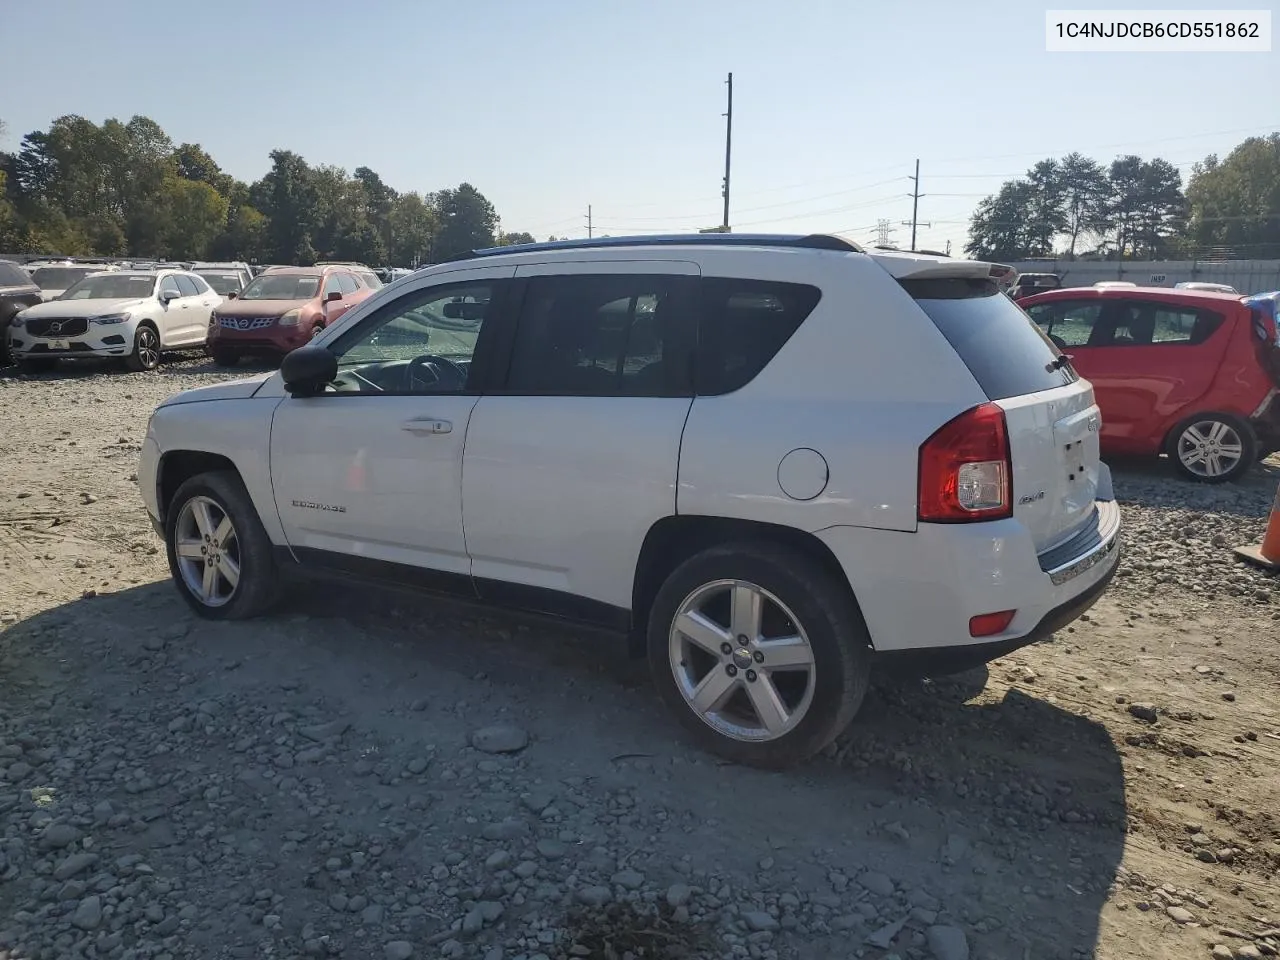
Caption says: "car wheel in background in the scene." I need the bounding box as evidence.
[125,324,161,372]
[1168,412,1256,484]
[646,541,871,769]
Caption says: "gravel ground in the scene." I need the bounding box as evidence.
[0,357,1277,960]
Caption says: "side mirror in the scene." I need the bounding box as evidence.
[326,290,343,303]
[227,291,238,300]
[161,290,178,304]
[281,344,338,397]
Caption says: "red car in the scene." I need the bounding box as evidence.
[207,265,379,366]
[1020,286,1280,483]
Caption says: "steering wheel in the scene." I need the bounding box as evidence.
[406,354,468,392]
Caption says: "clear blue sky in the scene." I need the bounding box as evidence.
[4,0,1277,254]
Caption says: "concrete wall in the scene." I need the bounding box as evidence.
[1009,259,1280,296]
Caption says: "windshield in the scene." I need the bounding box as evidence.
[240,274,321,300]
[61,274,158,301]
[198,272,243,295]
[31,267,97,291]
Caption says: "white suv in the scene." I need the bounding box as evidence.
[137,234,1121,767]
[9,269,219,372]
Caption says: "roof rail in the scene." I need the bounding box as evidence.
[448,232,865,262]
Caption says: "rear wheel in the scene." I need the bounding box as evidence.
[125,324,161,372]
[647,542,871,768]
[1168,413,1255,483]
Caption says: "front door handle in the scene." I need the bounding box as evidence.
[401,417,452,435]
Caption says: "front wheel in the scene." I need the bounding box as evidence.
[165,470,280,620]
[647,542,871,769]
[1168,413,1256,483]
[125,324,161,372]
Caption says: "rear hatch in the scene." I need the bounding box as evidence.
[880,256,1103,554]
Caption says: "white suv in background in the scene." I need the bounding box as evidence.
[9,269,219,373]
[137,234,1121,767]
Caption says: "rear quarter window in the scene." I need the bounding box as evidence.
[0,263,31,286]
[904,277,1077,401]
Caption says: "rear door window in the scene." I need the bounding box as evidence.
[1024,299,1105,347]
[695,278,821,395]
[905,277,1077,401]
[0,263,30,286]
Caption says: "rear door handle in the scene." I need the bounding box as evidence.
[401,417,452,435]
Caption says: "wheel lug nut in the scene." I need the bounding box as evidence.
[720,642,733,656]
[753,651,764,663]
[736,634,748,645]
[745,669,757,683]
[725,664,738,677]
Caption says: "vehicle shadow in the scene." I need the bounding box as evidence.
[2,578,1127,960]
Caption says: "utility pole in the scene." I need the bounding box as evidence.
[721,72,733,232]
[900,159,931,252]
[586,204,593,239]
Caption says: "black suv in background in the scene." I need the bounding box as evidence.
[0,261,42,366]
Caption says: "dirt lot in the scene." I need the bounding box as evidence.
[0,358,1277,960]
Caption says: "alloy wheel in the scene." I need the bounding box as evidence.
[136,328,160,369]
[1177,420,1244,479]
[668,579,817,742]
[174,495,241,607]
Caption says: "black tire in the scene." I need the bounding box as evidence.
[646,541,872,769]
[309,321,325,340]
[164,470,280,620]
[18,357,57,374]
[211,348,241,368]
[1166,412,1256,484]
[125,323,161,372]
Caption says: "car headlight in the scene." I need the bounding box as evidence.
[279,308,302,326]
[10,312,27,328]
[91,312,132,325]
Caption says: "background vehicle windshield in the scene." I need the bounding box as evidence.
[198,273,243,295]
[61,274,158,300]
[240,274,321,300]
[30,267,96,290]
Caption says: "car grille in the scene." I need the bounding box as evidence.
[26,317,89,338]
[219,316,276,331]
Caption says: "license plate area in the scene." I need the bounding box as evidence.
[49,339,70,350]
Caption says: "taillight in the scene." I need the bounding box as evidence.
[918,402,1012,522]
[969,610,1016,637]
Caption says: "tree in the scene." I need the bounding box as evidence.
[1023,159,1066,256]
[431,183,498,260]
[160,177,229,259]
[387,192,437,267]
[965,181,1037,260]
[1057,153,1111,258]
[1186,134,1280,259]
[1106,155,1185,258]
[495,231,536,246]
[251,150,317,264]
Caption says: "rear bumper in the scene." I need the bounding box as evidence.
[817,482,1121,662]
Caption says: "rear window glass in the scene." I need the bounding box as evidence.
[0,263,31,286]
[904,277,1077,401]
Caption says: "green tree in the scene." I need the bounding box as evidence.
[251,150,317,264]
[1106,155,1185,258]
[965,181,1036,260]
[160,177,229,259]
[1023,159,1066,256]
[387,192,437,267]
[1186,134,1280,259]
[495,231,536,246]
[431,183,498,260]
[1057,152,1111,258]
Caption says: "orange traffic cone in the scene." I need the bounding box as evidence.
[1234,481,1280,569]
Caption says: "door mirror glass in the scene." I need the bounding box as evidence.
[326,290,343,303]
[281,344,338,397]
